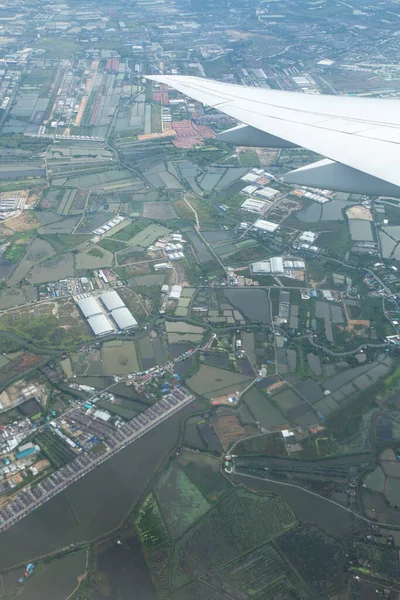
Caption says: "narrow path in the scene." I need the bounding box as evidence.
[72,190,91,234]
[183,196,200,231]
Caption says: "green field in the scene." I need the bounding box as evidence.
[102,341,139,375]
[171,487,296,588]
[135,493,170,550]
[154,462,211,539]
[35,430,76,468]
[75,245,113,269]
[177,450,229,502]
[186,364,253,399]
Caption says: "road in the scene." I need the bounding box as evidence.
[231,467,400,530]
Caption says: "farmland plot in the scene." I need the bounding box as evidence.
[154,462,210,539]
[171,487,296,587]
[75,245,113,269]
[216,542,304,596]
[187,365,252,399]
[135,493,169,550]
[177,450,229,502]
[277,525,346,594]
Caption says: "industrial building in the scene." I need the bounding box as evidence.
[76,295,102,318]
[299,231,318,243]
[251,256,306,276]
[87,314,115,337]
[254,186,279,200]
[241,198,268,214]
[100,290,125,311]
[111,307,138,330]
[76,290,138,336]
[252,219,279,233]
[169,285,182,300]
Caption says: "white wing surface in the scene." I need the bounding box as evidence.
[146,75,400,195]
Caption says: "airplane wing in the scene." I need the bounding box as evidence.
[146,75,400,196]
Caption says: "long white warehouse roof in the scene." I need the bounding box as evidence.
[87,314,114,336]
[100,290,125,311]
[111,307,138,330]
[77,296,102,318]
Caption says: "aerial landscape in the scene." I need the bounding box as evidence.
[1,0,400,598]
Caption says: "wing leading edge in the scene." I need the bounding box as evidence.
[146,75,400,196]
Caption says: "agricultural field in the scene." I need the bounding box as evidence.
[114,223,170,247]
[28,252,75,284]
[135,493,170,550]
[177,449,229,502]
[75,245,114,269]
[35,429,76,468]
[170,487,296,587]
[154,462,211,539]
[102,340,139,375]
[165,321,204,344]
[351,540,400,581]
[215,541,305,597]
[277,525,346,594]
[242,388,288,429]
[186,364,253,399]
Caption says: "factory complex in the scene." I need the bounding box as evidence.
[76,290,138,336]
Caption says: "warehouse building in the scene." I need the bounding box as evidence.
[100,290,125,311]
[241,198,268,214]
[169,285,182,300]
[252,219,279,233]
[87,314,115,337]
[111,307,138,330]
[76,295,103,318]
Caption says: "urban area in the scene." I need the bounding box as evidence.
[0,0,400,598]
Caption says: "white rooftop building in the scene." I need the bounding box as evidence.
[299,231,318,243]
[87,314,114,336]
[254,186,279,200]
[241,198,268,214]
[270,256,284,274]
[242,184,258,195]
[251,261,271,274]
[252,219,279,233]
[169,285,182,300]
[100,290,125,311]
[77,296,102,318]
[111,307,138,330]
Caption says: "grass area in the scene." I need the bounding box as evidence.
[0,178,46,192]
[39,233,90,254]
[97,238,127,254]
[135,493,170,549]
[102,341,139,375]
[3,242,28,263]
[35,429,76,468]
[151,104,162,133]
[317,222,352,259]
[112,218,151,242]
[154,462,211,539]
[34,37,82,58]
[0,300,92,348]
[177,449,230,502]
[239,148,260,168]
[171,487,296,588]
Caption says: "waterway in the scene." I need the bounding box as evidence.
[0,401,202,569]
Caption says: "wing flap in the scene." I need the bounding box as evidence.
[146,75,400,188]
